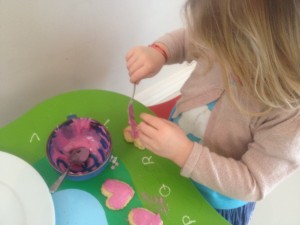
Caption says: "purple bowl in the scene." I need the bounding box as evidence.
[46,117,112,181]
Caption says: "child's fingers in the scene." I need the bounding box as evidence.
[128,60,144,77]
[140,113,168,130]
[131,67,150,83]
[139,120,158,139]
[126,54,138,70]
[125,48,135,61]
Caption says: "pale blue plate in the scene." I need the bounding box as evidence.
[52,189,108,225]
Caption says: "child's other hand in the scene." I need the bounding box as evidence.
[126,46,166,83]
[138,113,193,167]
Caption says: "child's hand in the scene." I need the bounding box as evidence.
[126,45,166,83]
[138,113,194,167]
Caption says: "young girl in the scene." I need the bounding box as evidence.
[126,1,300,224]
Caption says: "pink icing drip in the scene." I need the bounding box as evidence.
[103,179,134,210]
[128,104,138,139]
[130,208,162,225]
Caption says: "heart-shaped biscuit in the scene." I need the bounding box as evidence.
[101,179,134,210]
[128,208,163,225]
[123,126,145,150]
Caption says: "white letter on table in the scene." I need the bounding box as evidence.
[142,156,155,165]
[159,184,171,198]
[182,215,197,225]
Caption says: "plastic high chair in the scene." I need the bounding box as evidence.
[148,96,180,119]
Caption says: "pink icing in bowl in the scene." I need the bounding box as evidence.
[46,116,112,181]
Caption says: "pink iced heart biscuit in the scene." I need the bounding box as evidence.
[128,208,163,225]
[101,179,135,210]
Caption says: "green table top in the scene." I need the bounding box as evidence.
[0,89,229,225]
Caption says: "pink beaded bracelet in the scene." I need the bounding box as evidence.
[149,43,168,62]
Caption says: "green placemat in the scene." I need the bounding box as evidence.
[0,89,229,225]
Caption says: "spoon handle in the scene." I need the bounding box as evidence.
[50,167,70,193]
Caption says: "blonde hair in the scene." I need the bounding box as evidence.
[184,0,300,113]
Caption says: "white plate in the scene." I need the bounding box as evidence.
[0,151,55,225]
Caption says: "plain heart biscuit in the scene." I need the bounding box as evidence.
[123,126,145,150]
[101,179,135,210]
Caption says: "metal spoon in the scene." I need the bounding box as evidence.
[50,147,89,193]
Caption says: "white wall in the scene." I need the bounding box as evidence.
[250,170,300,225]
[0,0,186,126]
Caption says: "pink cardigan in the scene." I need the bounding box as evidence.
[157,29,300,202]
